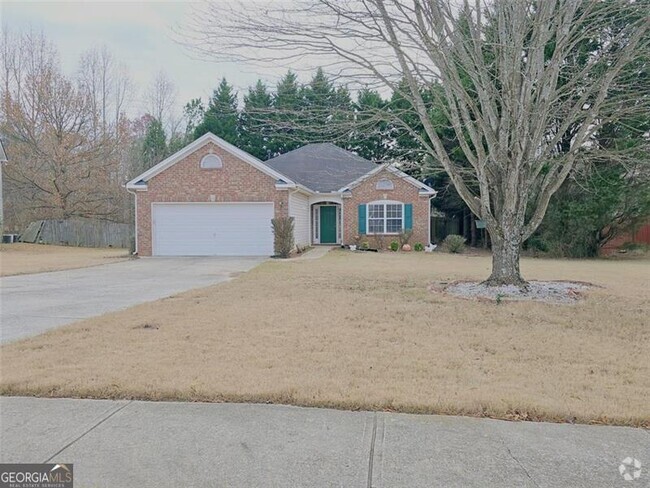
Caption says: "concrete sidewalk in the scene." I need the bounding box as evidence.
[1,397,647,487]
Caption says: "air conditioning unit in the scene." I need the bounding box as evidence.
[2,234,19,243]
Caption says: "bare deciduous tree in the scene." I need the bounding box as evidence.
[185,0,649,285]
[1,30,131,228]
[78,45,132,135]
[146,69,178,130]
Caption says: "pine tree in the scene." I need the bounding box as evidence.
[351,88,387,161]
[183,98,205,139]
[270,71,303,154]
[299,68,356,145]
[303,67,334,111]
[141,117,167,171]
[240,80,273,159]
[387,78,427,163]
[301,68,335,142]
[193,78,239,144]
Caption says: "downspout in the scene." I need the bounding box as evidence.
[428,195,436,246]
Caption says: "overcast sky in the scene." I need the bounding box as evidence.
[1,1,297,117]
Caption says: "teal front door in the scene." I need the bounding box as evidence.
[319,206,337,244]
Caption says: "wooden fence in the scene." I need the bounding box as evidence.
[600,221,650,255]
[21,217,131,248]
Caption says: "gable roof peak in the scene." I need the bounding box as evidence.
[125,132,293,190]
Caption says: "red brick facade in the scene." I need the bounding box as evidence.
[133,139,432,255]
[342,168,431,248]
[135,142,288,256]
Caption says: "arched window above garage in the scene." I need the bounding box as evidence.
[200,154,223,169]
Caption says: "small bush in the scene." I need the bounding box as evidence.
[390,241,399,251]
[271,217,294,258]
[398,230,413,247]
[619,241,650,252]
[361,240,370,250]
[414,242,424,252]
[444,234,466,253]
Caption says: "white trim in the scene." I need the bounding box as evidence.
[151,201,275,256]
[151,201,275,206]
[339,163,437,195]
[366,200,405,235]
[339,164,386,192]
[126,188,138,254]
[337,204,342,243]
[313,205,320,244]
[309,194,343,206]
[126,132,295,190]
[312,202,341,245]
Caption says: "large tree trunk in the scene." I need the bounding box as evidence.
[485,233,526,287]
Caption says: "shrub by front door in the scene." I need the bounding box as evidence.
[319,206,337,244]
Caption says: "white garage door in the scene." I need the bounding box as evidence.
[152,203,274,256]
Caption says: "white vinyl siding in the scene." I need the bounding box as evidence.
[289,192,310,246]
[152,203,273,256]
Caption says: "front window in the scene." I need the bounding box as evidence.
[367,202,403,234]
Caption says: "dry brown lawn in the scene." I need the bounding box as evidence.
[1,250,648,426]
[0,243,129,276]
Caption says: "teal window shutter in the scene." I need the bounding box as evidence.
[404,204,413,230]
[358,204,367,234]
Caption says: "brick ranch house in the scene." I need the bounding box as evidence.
[126,132,436,256]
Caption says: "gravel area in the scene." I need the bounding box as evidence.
[444,280,590,304]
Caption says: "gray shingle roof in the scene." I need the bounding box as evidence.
[263,143,377,192]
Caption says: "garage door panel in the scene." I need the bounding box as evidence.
[152,203,274,256]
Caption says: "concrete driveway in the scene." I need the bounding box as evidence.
[1,397,647,487]
[0,257,265,343]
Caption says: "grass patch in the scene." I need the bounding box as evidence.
[0,243,129,276]
[1,251,648,426]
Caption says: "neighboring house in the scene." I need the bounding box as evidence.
[600,221,650,255]
[126,132,436,256]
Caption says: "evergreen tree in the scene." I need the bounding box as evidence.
[387,79,427,163]
[301,68,335,142]
[183,98,205,138]
[350,88,387,161]
[300,68,355,144]
[270,71,303,154]
[167,131,188,156]
[141,117,167,170]
[303,67,335,112]
[240,80,273,159]
[193,78,238,144]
